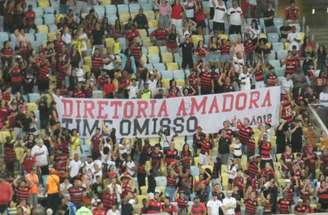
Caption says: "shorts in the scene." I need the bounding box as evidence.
[229,25,242,35]
[213,22,225,33]
[197,20,206,28]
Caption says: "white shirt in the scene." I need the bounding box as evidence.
[233,56,244,73]
[62,33,72,45]
[128,84,138,99]
[222,197,237,215]
[207,199,222,215]
[287,32,298,42]
[106,209,120,215]
[125,160,136,176]
[148,79,158,95]
[228,164,238,180]
[239,72,251,91]
[319,91,328,103]
[31,144,49,167]
[280,77,294,93]
[213,3,226,23]
[227,7,243,26]
[69,159,83,178]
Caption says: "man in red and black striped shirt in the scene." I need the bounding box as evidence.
[68,179,86,208]
[245,191,258,215]
[237,118,253,154]
[37,58,50,92]
[191,197,206,215]
[278,193,291,214]
[4,137,16,174]
[259,132,273,169]
[282,50,300,76]
[150,27,168,46]
[198,64,213,95]
[92,49,104,77]
[14,180,30,203]
[129,40,142,66]
[188,69,199,93]
[294,199,308,214]
[102,189,118,210]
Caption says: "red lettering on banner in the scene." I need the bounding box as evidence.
[136,101,148,118]
[209,96,220,113]
[262,90,272,107]
[249,91,260,109]
[177,99,187,116]
[76,100,82,118]
[97,100,108,119]
[222,94,234,112]
[190,96,208,115]
[62,99,73,117]
[149,100,156,118]
[83,100,95,118]
[111,101,122,119]
[236,93,247,111]
[124,101,134,119]
[158,100,168,117]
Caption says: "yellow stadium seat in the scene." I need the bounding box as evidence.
[259,33,267,39]
[26,103,38,112]
[148,19,158,28]
[82,65,91,75]
[119,12,131,24]
[138,29,148,38]
[84,56,92,67]
[142,37,152,47]
[155,186,165,194]
[149,137,160,146]
[100,0,111,5]
[148,46,159,56]
[38,0,50,8]
[144,11,155,20]
[140,186,148,195]
[37,25,48,33]
[176,79,185,87]
[218,34,228,40]
[105,37,115,49]
[130,12,138,19]
[166,62,179,71]
[192,35,202,46]
[162,52,173,63]
[173,136,185,151]
[136,195,147,203]
[162,79,170,88]
[48,32,56,41]
[0,130,11,144]
[297,32,305,43]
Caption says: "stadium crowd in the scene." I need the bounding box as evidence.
[0,0,327,214]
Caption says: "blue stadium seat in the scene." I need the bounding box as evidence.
[141,3,153,11]
[117,37,126,50]
[160,70,173,80]
[105,5,117,15]
[9,34,16,48]
[35,32,48,43]
[48,24,57,32]
[153,63,166,72]
[0,32,9,43]
[117,4,129,13]
[190,166,200,177]
[28,93,41,102]
[277,49,288,60]
[44,7,55,14]
[144,63,153,70]
[148,55,160,64]
[155,176,167,187]
[94,5,105,18]
[107,15,118,24]
[43,14,55,25]
[272,42,284,51]
[129,3,140,13]
[33,7,44,16]
[159,46,167,54]
[267,51,276,60]
[35,18,43,25]
[174,53,182,64]
[267,32,279,42]
[26,33,36,42]
[173,70,185,80]
[92,90,103,98]
[274,17,284,27]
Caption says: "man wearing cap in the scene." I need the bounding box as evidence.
[222,190,236,215]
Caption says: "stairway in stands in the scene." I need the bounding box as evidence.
[311,27,328,47]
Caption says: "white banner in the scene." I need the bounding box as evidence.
[53,87,281,138]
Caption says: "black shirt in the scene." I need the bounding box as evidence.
[280,25,292,39]
[179,42,193,60]
[92,30,104,45]
[133,14,148,28]
[121,202,134,215]
[263,9,275,27]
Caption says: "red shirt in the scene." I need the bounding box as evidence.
[171,4,184,19]
[0,181,13,205]
[103,83,116,96]
[92,208,106,215]
[191,202,206,215]
[23,156,36,173]
[238,124,253,145]
[125,29,140,41]
[285,6,299,21]
[147,199,161,213]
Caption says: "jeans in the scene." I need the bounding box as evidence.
[165,186,176,201]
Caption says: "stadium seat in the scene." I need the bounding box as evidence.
[161,52,173,63]
[117,37,126,50]
[174,53,182,64]
[267,51,276,60]
[190,166,200,177]
[148,46,159,56]
[105,5,117,15]
[118,4,129,13]
[277,50,288,60]
[26,33,35,42]
[44,7,55,14]
[160,70,173,80]
[148,55,160,64]
[119,12,131,24]
[272,42,284,51]
[274,17,284,26]
[144,63,153,71]
[48,24,57,32]
[105,37,115,49]
[94,5,105,18]
[38,0,50,8]
[166,62,179,71]
[144,10,155,20]
[33,7,44,16]
[37,25,48,33]
[100,0,111,5]
[229,34,240,42]
[28,93,41,102]
[129,3,140,13]
[48,32,56,41]
[148,19,158,29]
[191,35,202,46]
[173,70,185,80]
[153,63,165,72]
[267,33,279,42]
[107,15,118,25]
[35,18,44,26]
[0,32,9,43]
[44,14,55,25]
[35,32,48,43]
[92,90,103,98]
[218,34,228,40]
[140,186,148,195]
